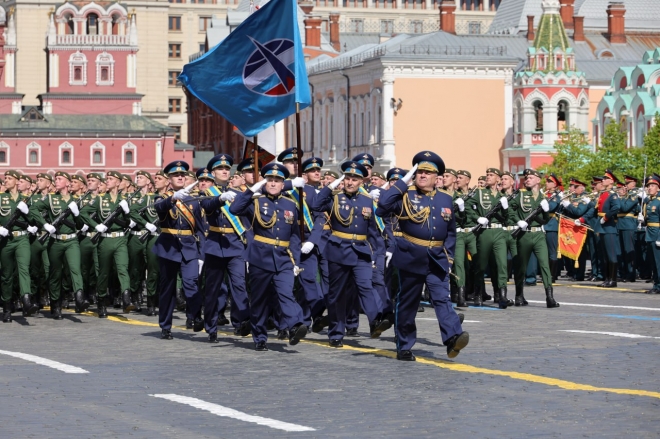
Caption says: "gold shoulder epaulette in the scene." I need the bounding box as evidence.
[437,188,450,195]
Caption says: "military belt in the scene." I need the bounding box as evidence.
[161,228,193,236]
[131,230,158,236]
[598,212,606,217]
[457,227,473,233]
[393,231,403,237]
[486,224,503,229]
[209,226,235,234]
[323,225,331,230]
[54,233,77,241]
[647,222,660,227]
[617,213,635,218]
[525,226,544,232]
[402,232,444,248]
[100,232,125,238]
[11,231,28,237]
[331,231,367,241]
[86,232,96,238]
[253,235,290,247]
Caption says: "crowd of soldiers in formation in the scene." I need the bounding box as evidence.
[1,149,659,361]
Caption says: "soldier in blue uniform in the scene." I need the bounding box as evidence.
[229,163,307,351]
[310,161,390,347]
[278,148,306,193]
[586,177,604,281]
[596,170,620,287]
[642,175,660,294]
[615,180,640,282]
[377,151,468,361]
[562,178,593,281]
[199,154,251,342]
[152,161,205,340]
[352,153,376,190]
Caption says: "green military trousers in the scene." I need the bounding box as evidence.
[30,234,50,296]
[47,237,84,301]
[96,235,130,298]
[0,234,31,302]
[475,228,508,289]
[454,231,477,288]
[128,232,159,297]
[514,230,552,289]
[79,235,98,295]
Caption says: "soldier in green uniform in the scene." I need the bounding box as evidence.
[508,169,559,307]
[80,170,136,317]
[78,173,103,304]
[0,170,39,322]
[452,170,477,307]
[465,168,511,308]
[128,171,160,316]
[642,175,660,294]
[30,172,53,307]
[442,169,463,304]
[29,171,88,319]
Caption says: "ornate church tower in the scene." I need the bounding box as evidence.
[504,0,589,172]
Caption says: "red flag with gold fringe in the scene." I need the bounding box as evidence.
[558,215,589,268]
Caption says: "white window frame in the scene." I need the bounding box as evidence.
[90,141,105,166]
[69,51,88,86]
[122,142,136,166]
[59,142,74,167]
[95,52,115,86]
[0,141,10,166]
[26,142,41,167]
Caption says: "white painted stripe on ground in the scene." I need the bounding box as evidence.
[150,394,315,432]
[0,349,89,373]
[559,330,660,339]
[417,318,481,323]
[528,300,660,312]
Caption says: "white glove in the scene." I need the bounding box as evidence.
[44,223,56,235]
[145,223,158,233]
[27,225,38,235]
[477,217,489,226]
[246,262,249,273]
[95,224,108,233]
[385,251,393,268]
[455,198,464,212]
[173,188,189,201]
[301,241,314,254]
[540,199,549,212]
[80,224,89,233]
[561,199,570,208]
[369,188,381,200]
[291,177,305,188]
[17,201,29,215]
[574,219,582,226]
[220,191,236,202]
[128,220,136,229]
[582,196,591,204]
[499,197,508,210]
[638,213,645,222]
[0,226,7,237]
[638,192,646,200]
[517,220,528,231]
[198,259,204,275]
[249,179,268,194]
[328,175,345,190]
[119,200,130,214]
[656,241,660,248]
[600,217,606,224]
[67,202,80,217]
[293,265,302,277]
[401,164,418,184]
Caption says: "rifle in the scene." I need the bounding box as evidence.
[2,188,39,240]
[638,155,648,230]
[511,191,572,239]
[472,189,520,236]
[457,186,478,202]
[38,190,93,244]
[90,190,142,244]
[138,195,163,243]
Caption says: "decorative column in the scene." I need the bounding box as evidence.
[380,70,396,166]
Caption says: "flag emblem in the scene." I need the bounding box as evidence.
[244,38,296,97]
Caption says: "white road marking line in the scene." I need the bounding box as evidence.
[417,318,481,323]
[559,330,660,340]
[0,349,89,374]
[150,394,316,432]
[528,300,660,312]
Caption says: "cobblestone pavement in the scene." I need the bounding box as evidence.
[0,279,659,438]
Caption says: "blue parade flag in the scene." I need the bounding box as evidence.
[178,0,310,137]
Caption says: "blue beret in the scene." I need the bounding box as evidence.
[261,163,289,179]
[341,161,367,178]
[412,151,445,175]
[164,161,190,175]
[207,154,234,171]
[302,157,323,172]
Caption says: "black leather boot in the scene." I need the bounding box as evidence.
[52,298,63,320]
[473,281,483,307]
[97,297,108,318]
[131,291,142,312]
[545,286,560,308]
[2,302,12,323]
[21,294,38,317]
[498,287,509,309]
[146,296,155,316]
[456,286,467,307]
[605,262,618,288]
[122,289,136,313]
[514,284,528,306]
[549,259,557,283]
[598,261,609,287]
[74,290,90,314]
[493,287,501,303]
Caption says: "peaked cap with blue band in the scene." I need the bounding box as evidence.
[237,157,262,172]
[207,154,234,171]
[261,162,289,179]
[164,161,190,176]
[412,151,445,175]
[386,167,408,181]
[352,153,374,168]
[341,161,367,178]
[277,147,298,163]
[302,157,323,172]
[196,168,214,181]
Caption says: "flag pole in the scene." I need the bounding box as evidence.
[295,103,304,239]
[253,134,259,184]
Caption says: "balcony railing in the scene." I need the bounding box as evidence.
[55,34,131,46]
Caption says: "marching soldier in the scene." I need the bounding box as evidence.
[452,170,476,307]
[310,161,391,347]
[596,170,620,287]
[229,162,308,351]
[561,178,593,281]
[544,174,563,282]
[377,151,468,361]
[29,171,88,318]
[30,172,53,307]
[152,161,205,339]
[0,171,38,322]
[642,175,660,294]
[352,153,376,189]
[586,177,604,281]
[79,173,103,304]
[615,180,640,282]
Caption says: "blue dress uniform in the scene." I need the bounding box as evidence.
[643,175,660,293]
[310,161,389,346]
[289,157,329,331]
[597,170,620,287]
[229,163,307,350]
[615,183,640,282]
[200,154,251,342]
[585,178,603,281]
[383,168,408,303]
[153,161,206,338]
[377,151,467,361]
[562,179,592,281]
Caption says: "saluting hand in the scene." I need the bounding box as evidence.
[401,164,418,184]
[328,175,345,191]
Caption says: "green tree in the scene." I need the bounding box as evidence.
[639,113,660,179]
[589,119,636,180]
[538,127,593,183]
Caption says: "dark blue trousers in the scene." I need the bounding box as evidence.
[248,266,303,344]
[346,284,360,330]
[647,242,660,290]
[602,233,618,264]
[298,250,325,326]
[619,230,636,281]
[588,231,602,279]
[158,257,200,331]
[396,269,462,352]
[318,251,329,297]
[204,254,249,334]
[327,259,382,341]
[373,253,392,315]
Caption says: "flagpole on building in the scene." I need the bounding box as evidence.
[295,103,304,239]
[253,134,259,184]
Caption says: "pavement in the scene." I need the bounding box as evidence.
[1,278,659,438]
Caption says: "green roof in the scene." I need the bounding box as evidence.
[531,6,571,72]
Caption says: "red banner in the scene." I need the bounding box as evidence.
[558,216,589,267]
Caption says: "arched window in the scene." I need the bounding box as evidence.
[59,142,74,166]
[122,142,136,166]
[90,142,105,166]
[26,142,41,166]
[111,14,121,35]
[557,100,569,131]
[533,101,544,131]
[96,52,114,86]
[64,13,74,35]
[69,51,87,86]
[87,13,99,35]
